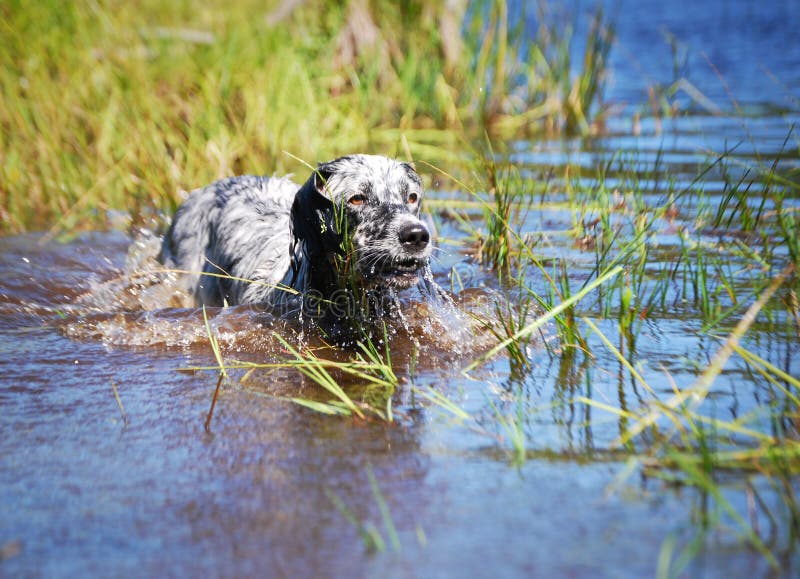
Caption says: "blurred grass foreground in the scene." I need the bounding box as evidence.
[0,0,612,234]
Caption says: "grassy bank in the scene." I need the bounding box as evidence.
[0,0,612,234]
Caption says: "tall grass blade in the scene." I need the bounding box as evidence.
[616,264,795,447]
[273,333,365,419]
[464,265,623,373]
[203,305,228,432]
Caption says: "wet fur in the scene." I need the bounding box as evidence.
[160,155,433,309]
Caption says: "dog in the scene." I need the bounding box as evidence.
[160,155,434,325]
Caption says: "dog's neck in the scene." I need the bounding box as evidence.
[290,241,340,296]
[288,240,404,341]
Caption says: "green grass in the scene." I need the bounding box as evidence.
[434,126,798,568]
[1,0,613,235]
[182,158,799,572]
[194,321,399,423]
[185,121,799,567]
[426,129,797,566]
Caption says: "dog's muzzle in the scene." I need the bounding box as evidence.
[398,222,430,252]
[362,219,431,289]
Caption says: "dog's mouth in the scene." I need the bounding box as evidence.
[361,257,427,289]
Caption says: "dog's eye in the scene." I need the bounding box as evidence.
[407,192,419,204]
[348,194,366,206]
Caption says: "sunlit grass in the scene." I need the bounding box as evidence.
[1,0,614,235]
[202,304,228,432]
[188,129,799,567]
[194,320,399,423]
[432,129,798,568]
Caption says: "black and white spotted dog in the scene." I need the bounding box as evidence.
[160,155,434,323]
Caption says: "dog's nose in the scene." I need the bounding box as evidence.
[399,222,430,251]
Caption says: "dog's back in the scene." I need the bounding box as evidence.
[161,175,299,306]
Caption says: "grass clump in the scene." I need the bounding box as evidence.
[441,127,799,568]
[471,154,532,281]
[195,318,400,425]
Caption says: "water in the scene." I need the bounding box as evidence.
[2,1,800,577]
[543,0,800,111]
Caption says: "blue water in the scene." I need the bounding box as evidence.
[545,0,800,111]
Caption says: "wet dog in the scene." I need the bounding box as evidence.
[160,155,434,318]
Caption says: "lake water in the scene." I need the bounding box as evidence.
[2,1,799,577]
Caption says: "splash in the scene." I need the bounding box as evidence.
[76,229,194,313]
[0,229,499,356]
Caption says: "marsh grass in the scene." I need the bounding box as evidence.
[274,334,369,419]
[267,329,401,420]
[465,2,615,134]
[527,4,615,134]
[489,395,528,466]
[473,152,521,280]
[1,0,614,235]
[187,119,798,567]
[202,305,228,432]
[445,127,799,567]
[193,320,399,422]
[578,295,797,569]
[464,265,624,373]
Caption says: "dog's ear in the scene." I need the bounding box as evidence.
[312,161,335,195]
[291,161,342,259]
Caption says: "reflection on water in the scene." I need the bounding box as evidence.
[2,173,794,576]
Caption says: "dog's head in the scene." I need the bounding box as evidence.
[291,154,432,291]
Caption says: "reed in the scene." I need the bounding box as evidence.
[447,132,799,568]
[1,0,614,234]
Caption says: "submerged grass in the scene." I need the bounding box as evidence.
[430,124,798,566]
[194,320,399,422]
[202,305,228,432]
[326,465,405,554]
[274,334,368,420]
[187,117,798,566]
